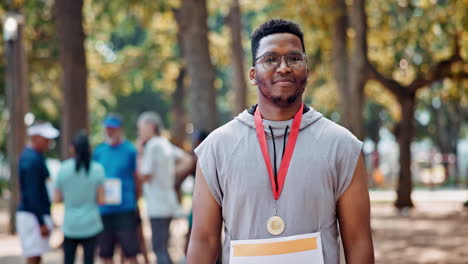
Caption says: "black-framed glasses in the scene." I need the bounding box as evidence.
[254,51,307,71]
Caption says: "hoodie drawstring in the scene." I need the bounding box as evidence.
[268,125,290,192]
[282,126,289,157]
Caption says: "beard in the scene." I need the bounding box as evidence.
[257,76,307,108]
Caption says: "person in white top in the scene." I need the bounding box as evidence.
[137,111,192,264]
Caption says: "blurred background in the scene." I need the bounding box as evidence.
[0,0,467,263]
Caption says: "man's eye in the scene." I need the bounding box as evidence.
[263,56,278,64]
[288,55,302,62]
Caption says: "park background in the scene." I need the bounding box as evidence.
[0,0,467,263]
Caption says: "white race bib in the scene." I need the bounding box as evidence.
[230,232,324,264]
[103,178,122,205]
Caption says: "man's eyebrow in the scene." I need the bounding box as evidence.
[255,52,274,62]
[256,50,305,61]
[260,50,303,56]
[257,51,276,57]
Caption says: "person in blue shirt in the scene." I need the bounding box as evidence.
[54,131,105,264]
[16,122,59,264]
[93,114,139,264]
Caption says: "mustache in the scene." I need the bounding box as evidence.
[272,77,295,83]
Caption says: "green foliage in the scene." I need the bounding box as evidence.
[0,0,465,159]
[415,79,468,147]
[364,100,394,144]
[0,2,60,156]
[110,83,171,142]
[367,0,465,85]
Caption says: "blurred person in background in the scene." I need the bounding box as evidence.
[16,122,59,264]
[174,130,209,254]
[94,114,140,264]
[137,111,192,264]
[54,131,105,264]
[174,130,223,264]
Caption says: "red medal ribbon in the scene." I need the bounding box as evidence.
[254,104,304,200]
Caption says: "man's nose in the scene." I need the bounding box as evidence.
[276,57,292,73]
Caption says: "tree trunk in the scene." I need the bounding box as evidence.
[452,103,462,185]
[228,0,247,115]
[5,10,29,234]
[170,68,187,148]
[347,80,365,139]
[452,145,460,186]
[55,0,88,159]
[331,0,351,128]
[181,0,218,132]
[437,103,461,185]
[395,95,415,208]
[332,0,367,139]
[171,8,189,148]
[363,0,465,208]
[347,0,368,139]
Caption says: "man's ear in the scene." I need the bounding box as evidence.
[249,67,257,85]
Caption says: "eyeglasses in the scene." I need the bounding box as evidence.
[255,52,307,72]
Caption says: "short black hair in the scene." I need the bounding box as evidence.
[251,19,305,66]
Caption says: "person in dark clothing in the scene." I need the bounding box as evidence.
[16,122,59,264]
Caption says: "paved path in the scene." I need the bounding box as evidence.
[372,201,468,263]
[1,190,467,263]
[0,218,188,264]
[370,189,468,202]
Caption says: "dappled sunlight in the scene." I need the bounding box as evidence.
[372,202,468,263]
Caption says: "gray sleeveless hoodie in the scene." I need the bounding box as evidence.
[195,105,363,264]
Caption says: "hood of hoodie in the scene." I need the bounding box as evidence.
[235,104,323,138]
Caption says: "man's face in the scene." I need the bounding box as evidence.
[105,126,122,145]
[31,135,51,152]
[250,33,309,108]
[137,121,154,142]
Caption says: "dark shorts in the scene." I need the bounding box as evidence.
[99,211,140,258]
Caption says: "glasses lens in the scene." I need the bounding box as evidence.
[257,52,306,71]
[261,54,280,71]
[287,53,305,67]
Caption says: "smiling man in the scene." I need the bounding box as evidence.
[187,19,374,264]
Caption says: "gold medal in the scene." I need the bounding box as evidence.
[267,215,285,235]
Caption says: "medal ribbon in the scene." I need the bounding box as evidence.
[254,104,303,200]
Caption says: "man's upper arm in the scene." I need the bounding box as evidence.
[188,162,222,262]
[97,185,105,205]
[192,162,222,233]
[172,144,185,160]
[337,154,374,262]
